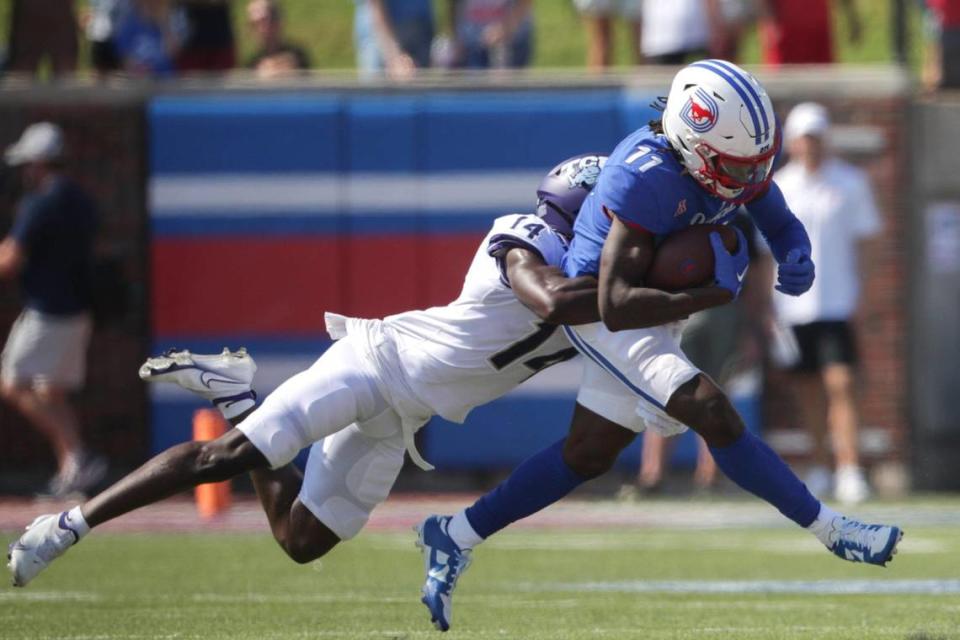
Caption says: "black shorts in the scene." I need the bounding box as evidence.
[790,321,857,373]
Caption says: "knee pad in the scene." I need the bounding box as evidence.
[297,422,405,540]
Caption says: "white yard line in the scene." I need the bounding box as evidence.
[518,579,960,595]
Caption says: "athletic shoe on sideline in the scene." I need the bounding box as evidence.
[415,515,473,632]
[7,513,79,587]
[139,347,256,416]
[834,465,871,505]
[825,516,902,566]
[46,454,107,498]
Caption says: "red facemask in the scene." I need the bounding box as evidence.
[692,130,781,205]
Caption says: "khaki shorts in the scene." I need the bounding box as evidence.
[1,309,92,391]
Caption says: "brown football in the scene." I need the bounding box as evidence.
[645,224,739,291]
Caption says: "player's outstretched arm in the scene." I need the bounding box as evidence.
[598,216,732,331]
[746,183,815,296]
[506,247,600,325]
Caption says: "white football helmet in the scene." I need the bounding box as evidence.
[662,59,779,203]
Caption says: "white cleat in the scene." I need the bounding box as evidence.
[7,513,80,587]
[825,516,902,567]
[139,348,257,418]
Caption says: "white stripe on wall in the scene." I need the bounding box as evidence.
[150,171,546,216]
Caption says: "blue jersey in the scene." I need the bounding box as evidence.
[563,126,739,277]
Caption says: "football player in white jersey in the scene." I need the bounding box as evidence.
[6,154,610,587]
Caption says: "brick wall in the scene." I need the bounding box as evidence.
[0,91,149,487]
[761,93,911,471]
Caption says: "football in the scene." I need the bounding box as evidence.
[645,224,739,291]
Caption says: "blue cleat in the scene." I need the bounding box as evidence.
[415,515,472,632]
[825,516,903,566]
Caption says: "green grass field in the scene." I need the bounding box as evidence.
[3,504,960,640]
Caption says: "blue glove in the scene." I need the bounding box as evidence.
[776,248,815,296]
[710,228,749,299]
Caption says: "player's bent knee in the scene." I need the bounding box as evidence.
[283,533,339,564]
[282,509,341,564]
[667,376,744,448]
[690,392,743,447]
[562,439,620,479]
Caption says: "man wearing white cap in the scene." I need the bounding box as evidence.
[0,122,105,497]
[769,102,881,504]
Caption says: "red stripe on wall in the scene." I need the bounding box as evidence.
[152,234,484,336]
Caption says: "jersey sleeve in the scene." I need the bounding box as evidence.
[487,214,568,286]
[595,165,672,235]
[10,195,48,249]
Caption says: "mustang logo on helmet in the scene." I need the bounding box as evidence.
[680,88,719,134]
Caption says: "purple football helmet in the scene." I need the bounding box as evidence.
[536,153,607,237]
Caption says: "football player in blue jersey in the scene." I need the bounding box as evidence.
[417,60,903,632]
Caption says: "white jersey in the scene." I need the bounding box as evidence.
[771,158,881,325]
[383,214,579,423]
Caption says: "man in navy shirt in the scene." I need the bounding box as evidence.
[0,122,105,497]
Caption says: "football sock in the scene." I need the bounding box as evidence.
[464,438,587,541]
[448,511,484,550]
[65,506,91,540]
[214,390,257,421]
[806,503,842,547]
[709,430,821,528]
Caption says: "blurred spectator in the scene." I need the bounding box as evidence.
[639,0,726,64]
[922,0,960,89]
[765,103,881,504]
[0,123,105,497]
[354,0,435,80]
[631,213,762,495]
[175,0,236,73]
[245,0,310,78]
[757,0,861,66]
[5,0,78,77]
[84,0,132,75]
[714,0,756,61]
[446,0,534,69]
[113,0,184,78]
[573,0,642,70]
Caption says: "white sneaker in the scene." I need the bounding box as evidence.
[835,466,871,505]
[139,348,257,419]
[7,513,80,587]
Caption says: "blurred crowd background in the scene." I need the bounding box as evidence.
[0,0,954,88]
[0,0,958,507]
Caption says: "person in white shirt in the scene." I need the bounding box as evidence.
[769,102,882,504]
[639,0,726,64]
